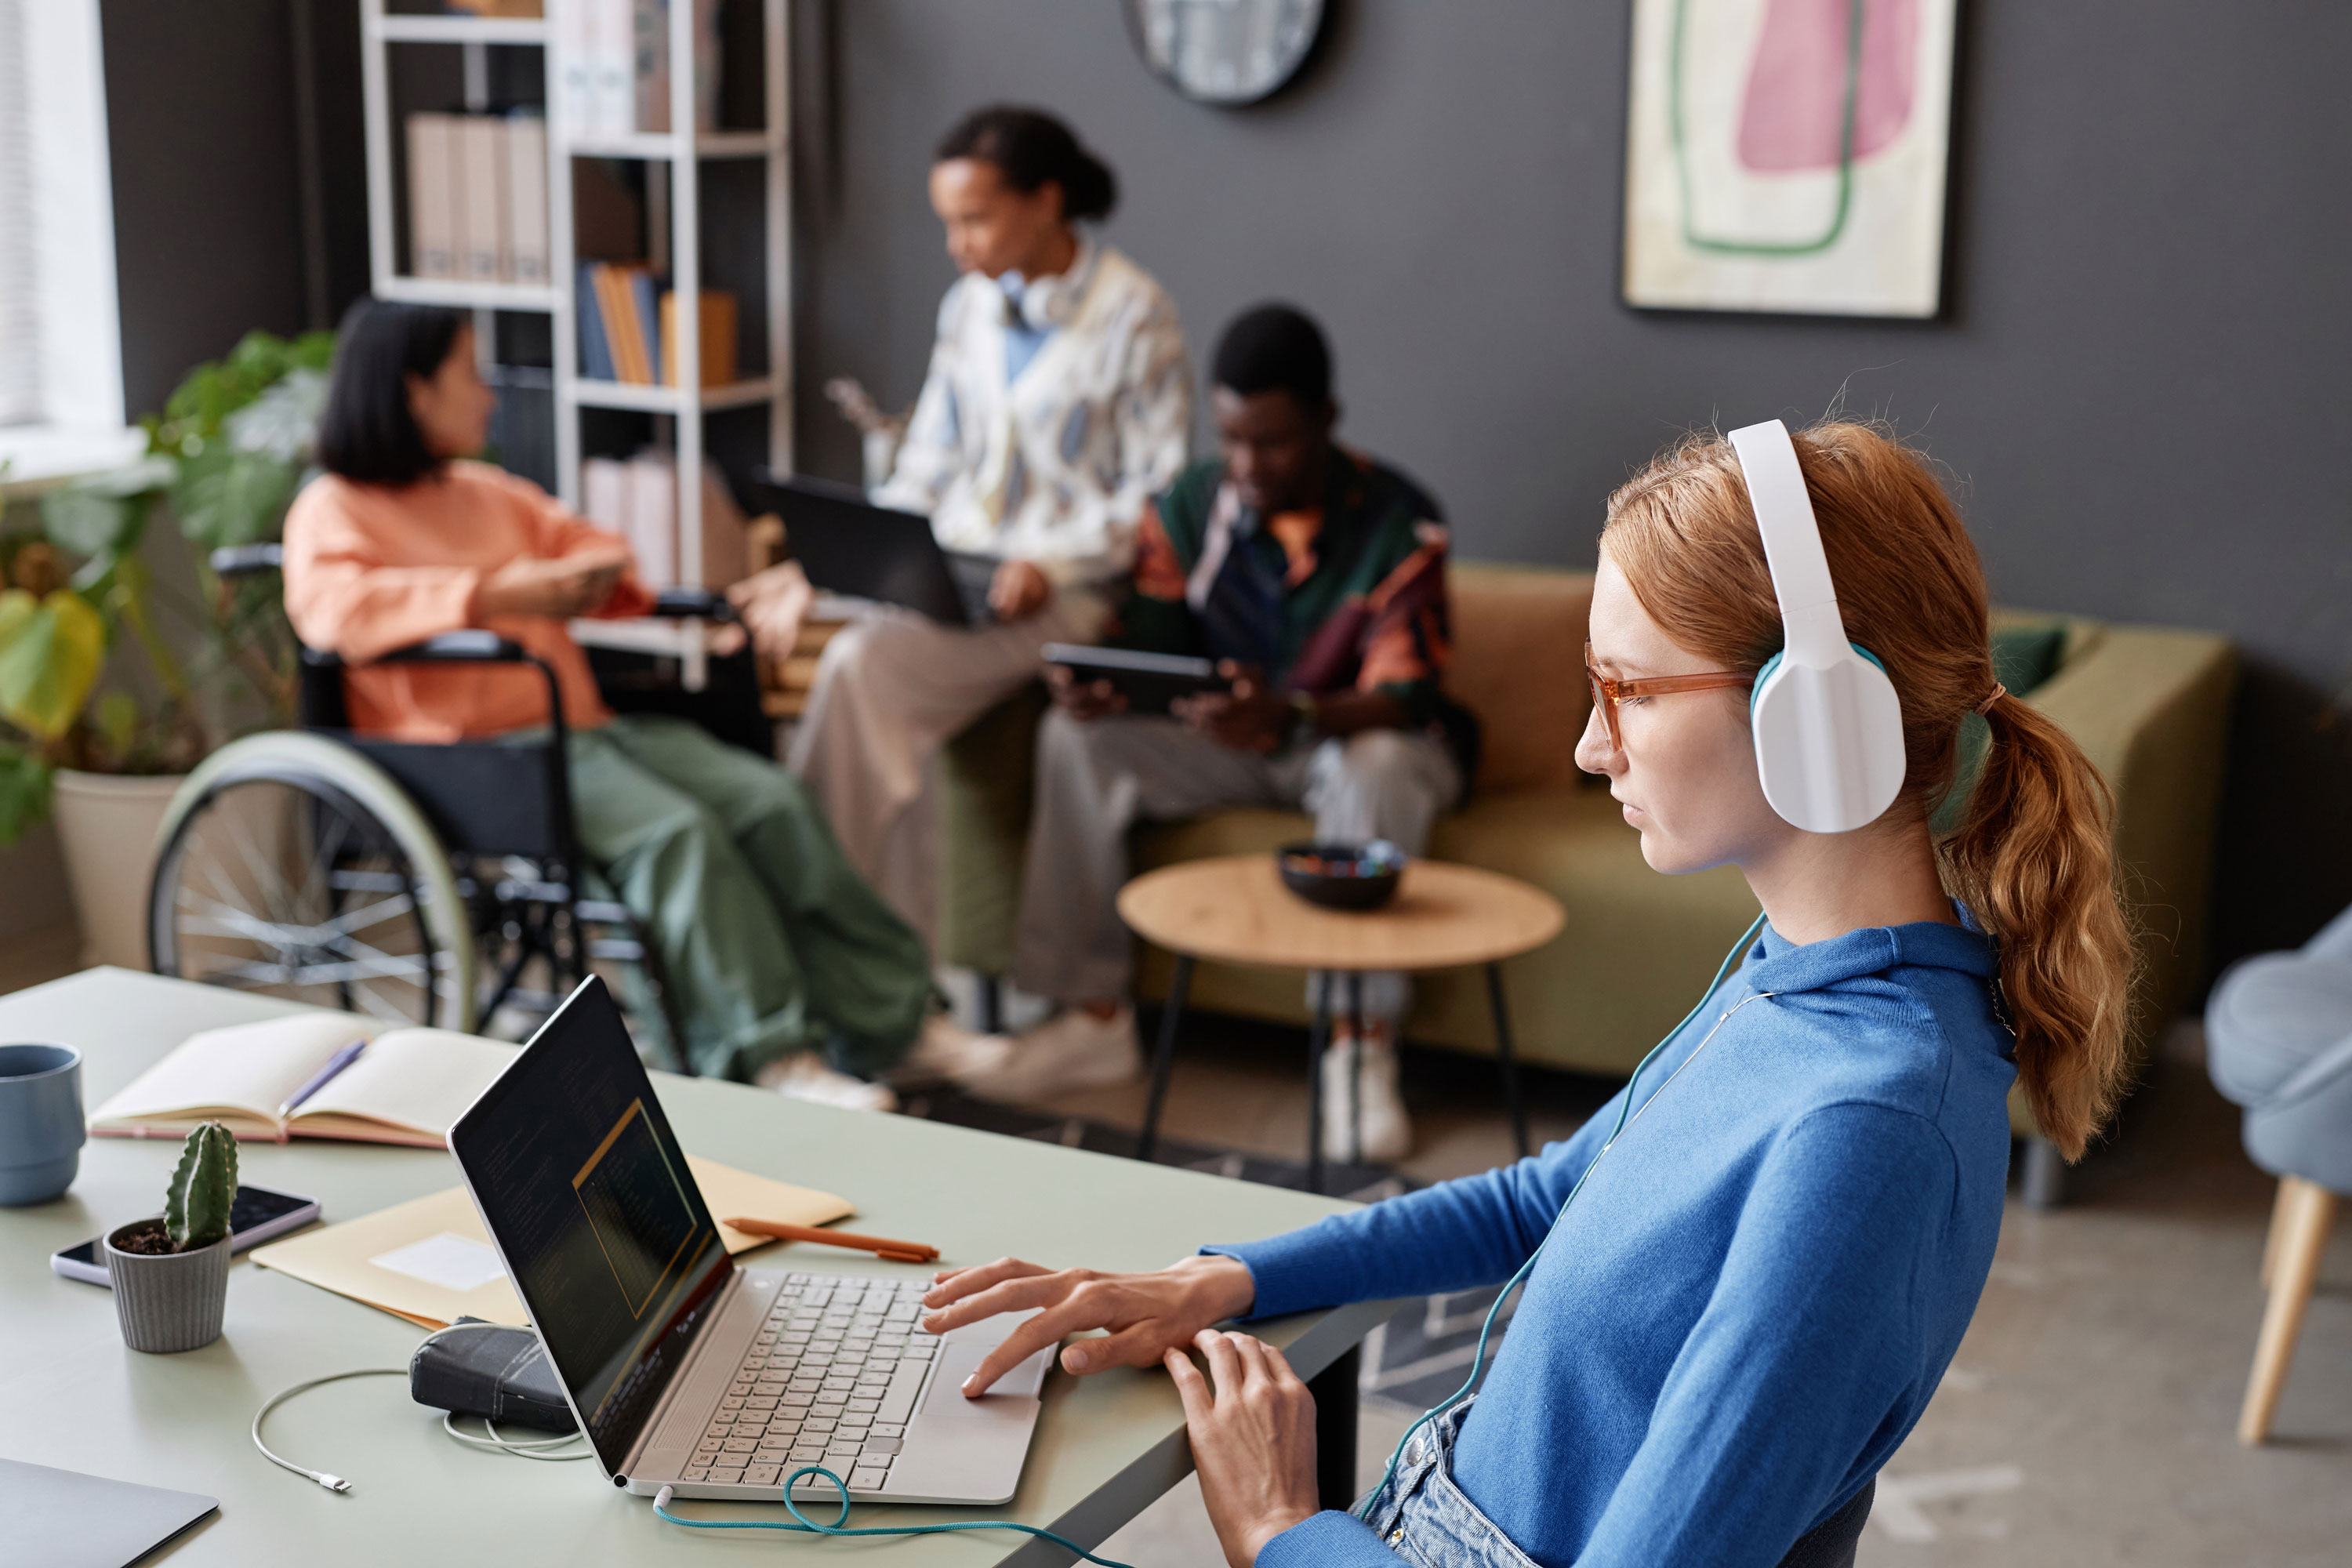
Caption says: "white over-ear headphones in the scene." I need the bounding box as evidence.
[1728,419,1908,834]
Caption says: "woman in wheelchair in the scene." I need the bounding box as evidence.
[281,299,989,1106]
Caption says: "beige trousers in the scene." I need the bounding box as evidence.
[785,589,1112,943]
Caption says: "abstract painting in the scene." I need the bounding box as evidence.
[1622,0,1960,318]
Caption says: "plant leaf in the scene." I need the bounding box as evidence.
[0,741,53,846]
[173,447,299,552]
[0,588,104,741]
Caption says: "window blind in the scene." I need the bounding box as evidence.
[0,0,40,427]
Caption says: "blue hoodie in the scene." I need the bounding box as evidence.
[1207,912,2016,1567]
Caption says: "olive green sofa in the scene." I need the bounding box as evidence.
[936,564,2238,1142]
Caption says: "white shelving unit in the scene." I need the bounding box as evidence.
[357,0,792,688]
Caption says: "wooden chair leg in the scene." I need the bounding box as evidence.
[2261,1178,2298,1290]
[2239,1177,2339,1445]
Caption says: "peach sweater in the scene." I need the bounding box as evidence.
[281,462,655,741]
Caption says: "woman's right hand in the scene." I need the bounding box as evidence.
[476,550,627,619]
[1045,662,1128,723]
[921,1253,1257,1396]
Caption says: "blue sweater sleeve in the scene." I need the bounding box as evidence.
[1572,1102,1955,1567]
[1204,1094,1624,1318]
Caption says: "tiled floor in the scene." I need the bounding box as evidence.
[1021,1018,2352,1567]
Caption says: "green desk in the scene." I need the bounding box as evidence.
[0,970,1387,1564]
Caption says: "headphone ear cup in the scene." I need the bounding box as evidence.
[1750,651,1784,719]
[1749,650,1907,833]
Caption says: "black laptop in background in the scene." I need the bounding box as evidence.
[748,474,996,627]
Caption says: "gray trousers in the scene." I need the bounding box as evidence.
[786,589,1112,945]
[1012,710,1463,1020]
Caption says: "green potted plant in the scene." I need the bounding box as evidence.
[103,1120,239,1352]
[0,329,331,964]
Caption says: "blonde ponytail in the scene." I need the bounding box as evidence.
[1603,422,2136,1160]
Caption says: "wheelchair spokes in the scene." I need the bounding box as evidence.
[152,775,450,1027]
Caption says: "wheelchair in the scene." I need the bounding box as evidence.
[143,544,771,1070]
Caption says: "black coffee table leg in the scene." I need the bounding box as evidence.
[1346,970,1366,1168]
[1487,961,1529,1160]
[1305,971,1332,1193]
[1310,1344,1362,1510]
[1137,954,1192,1165]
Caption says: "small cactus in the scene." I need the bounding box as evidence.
[165,1121,238,1252]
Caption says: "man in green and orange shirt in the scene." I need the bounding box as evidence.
[998,305,1478,1161]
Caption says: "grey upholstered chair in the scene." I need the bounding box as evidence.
[2205,902,2352,1443]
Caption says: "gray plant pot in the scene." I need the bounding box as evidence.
[103,1224,230,1353]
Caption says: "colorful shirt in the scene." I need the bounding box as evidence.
[1116,452,1478,771]
[874,238,1191,588]
[282,461,655,741]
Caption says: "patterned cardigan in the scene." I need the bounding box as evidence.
[873,238,1192,589]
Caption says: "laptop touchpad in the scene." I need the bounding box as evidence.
[921,1341,1053,1415]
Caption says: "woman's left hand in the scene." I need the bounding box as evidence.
[1165,1330,1321,1568]
[989,559,1052,621]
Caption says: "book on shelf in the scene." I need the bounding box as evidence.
[560,0,723,140]
[661,289,739,388]
[580,449,750,589]
[577,260,739,388]
[85,1012,518,1148]
[405,113,459,279]
[405,111,549,289]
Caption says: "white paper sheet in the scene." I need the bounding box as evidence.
[369,1232,508,1294]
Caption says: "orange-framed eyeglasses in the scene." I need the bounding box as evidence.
[1584,641,1754,753]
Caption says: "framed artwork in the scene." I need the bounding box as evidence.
[1621,0,1961,318]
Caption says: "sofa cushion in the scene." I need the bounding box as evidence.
[1448,564,1595,794]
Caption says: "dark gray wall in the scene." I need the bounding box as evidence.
[794,1,2352,982]
[100,0,314,416]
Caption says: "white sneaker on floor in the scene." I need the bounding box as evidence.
[1320,1026,1412,1164]
[967,1006,1144,1104]
[755,1051,898,1113]
[887,1011,1016,1089]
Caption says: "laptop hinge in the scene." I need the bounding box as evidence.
[619,1267,746,1481]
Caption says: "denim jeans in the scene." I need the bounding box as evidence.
[1356,1396,1875,1568]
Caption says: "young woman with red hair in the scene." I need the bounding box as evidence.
[915,421,2133,1568]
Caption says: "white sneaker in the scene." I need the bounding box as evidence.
[1320,1025,1412,1164]
[755,1051,898,1113]
[887,1011,1016,1089]
[969,1006,1144,1104]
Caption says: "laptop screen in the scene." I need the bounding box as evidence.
[448,977,733,1475]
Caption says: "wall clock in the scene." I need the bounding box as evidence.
[1123,0,1327,107]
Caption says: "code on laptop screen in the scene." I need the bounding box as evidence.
[450,978,731,1475]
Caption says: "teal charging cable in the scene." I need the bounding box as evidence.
[1353,910,1769,1520]
[653,1468,1134,1566]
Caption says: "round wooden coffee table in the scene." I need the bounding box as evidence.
[1117,854,1566,1189]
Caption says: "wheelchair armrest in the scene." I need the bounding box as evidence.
[647,586,741,623]
[210,543,285,578]
[379,630,534,663]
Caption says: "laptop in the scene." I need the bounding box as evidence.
[448,975,1052,1505]
[751,474,998,627]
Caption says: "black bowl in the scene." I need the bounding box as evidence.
[1277,840,1408,911]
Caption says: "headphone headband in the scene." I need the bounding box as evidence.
[1726,419,1908,833]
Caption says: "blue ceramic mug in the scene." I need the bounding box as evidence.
[0,1044,85,1205]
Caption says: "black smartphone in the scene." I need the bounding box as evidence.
[50,1184,323,1287]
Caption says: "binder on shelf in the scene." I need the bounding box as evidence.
[405,113,459,280]
[554,0,596,134]
[456,115,509,283]
[659,290,737,388]
[504,114,550,287]
[579,450,750,590]
[590,0,635,136]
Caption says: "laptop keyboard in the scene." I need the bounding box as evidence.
[683,1272,939,1492]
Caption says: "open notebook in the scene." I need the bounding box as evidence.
[86,1011,518,1146]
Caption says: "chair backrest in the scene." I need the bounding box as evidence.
[1447,563,1595,793]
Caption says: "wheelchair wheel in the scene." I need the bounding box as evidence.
[148,733,474,1029]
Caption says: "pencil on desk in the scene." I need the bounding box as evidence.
[722,1216,939,1265]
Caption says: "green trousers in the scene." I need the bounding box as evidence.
[565,713,931,1081]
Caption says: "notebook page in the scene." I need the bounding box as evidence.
[86,1012,378,1134]
[290,1027,520,1144]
